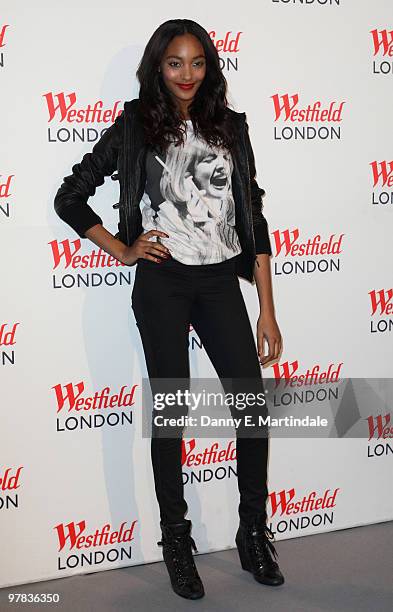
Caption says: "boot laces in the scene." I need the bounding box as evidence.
[157,534,199,582]
[250,524,279,565]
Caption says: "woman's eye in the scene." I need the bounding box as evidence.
[168,61,205,68]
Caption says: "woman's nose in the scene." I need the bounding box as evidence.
[181,66,192,80]
[216,156,226,170]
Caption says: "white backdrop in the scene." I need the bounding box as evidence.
[1,0,392,588]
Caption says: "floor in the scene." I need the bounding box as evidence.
[1,521,392,611]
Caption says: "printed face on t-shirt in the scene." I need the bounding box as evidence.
[139,121,242,265]
[190,150,232,199]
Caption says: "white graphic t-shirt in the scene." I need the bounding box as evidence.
[139,119,242,265]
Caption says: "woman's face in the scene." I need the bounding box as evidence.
[160,33,206,113]
[193,151,232,199]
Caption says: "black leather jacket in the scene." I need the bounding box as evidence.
[54,98,272,284]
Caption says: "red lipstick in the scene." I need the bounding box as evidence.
[176,83,194,90]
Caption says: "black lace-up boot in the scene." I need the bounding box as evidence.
[157,519,205,599]
[235,514,284,586]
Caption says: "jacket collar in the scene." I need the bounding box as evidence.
[123,97,246,123]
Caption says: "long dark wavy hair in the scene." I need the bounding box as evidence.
[136,18,238,153]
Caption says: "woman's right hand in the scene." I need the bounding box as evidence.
[121,230,171,265]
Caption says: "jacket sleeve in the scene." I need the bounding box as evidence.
[244,119,272,256]
[54,112,124,238]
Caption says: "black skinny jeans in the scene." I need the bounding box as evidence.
[131,254,269,526]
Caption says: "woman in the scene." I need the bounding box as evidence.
[54,18,284,601]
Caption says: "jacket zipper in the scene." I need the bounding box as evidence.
[122,111,132,246]
[241,121,259,269]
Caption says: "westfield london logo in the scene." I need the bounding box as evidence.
[52,381,138,432]
[0,24,9,68]
[371,29,393,75]
[270,360,343,410]
[181,438,237,485]
[55,519,138,571]
[272,360,343,385]
[0,173,14,220]
[369,288,393,334]
[268,487,340,534]
[271,228,345,276]
[366,413,393,458]
[0,322,19,367]
[0,466,23,511]
[209,30,242,72]
[272,0,341,5]
[44,92,122,143]
[49,239,132,289]
[271,93,346,141]
[370,161,393,207]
